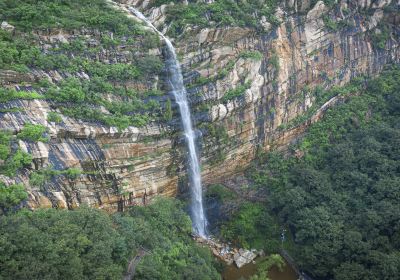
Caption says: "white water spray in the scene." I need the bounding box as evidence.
[128,7,208,237]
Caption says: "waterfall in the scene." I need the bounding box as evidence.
[128,7,208,237]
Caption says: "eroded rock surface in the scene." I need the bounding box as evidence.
[1,0,399,210]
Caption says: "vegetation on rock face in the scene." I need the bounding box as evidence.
[0,130,33,177]
[0,0,144,33]
[0,182,27,212]
[47,112,62,123]
[0,197,220,280]
[239,50,263,61]
[0,0,165,130]
[17,124,48,142]
[163,0,280,36]
[220,67,400,279]
[222,81,251,103]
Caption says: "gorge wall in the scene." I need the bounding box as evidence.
[1,0,399,211]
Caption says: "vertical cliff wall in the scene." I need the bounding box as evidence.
[0,0,399,210]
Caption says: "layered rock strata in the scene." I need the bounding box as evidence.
[1,0,399,210]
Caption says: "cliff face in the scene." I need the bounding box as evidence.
[1,0,399,211]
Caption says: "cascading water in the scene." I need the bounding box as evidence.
[128,7,208,237]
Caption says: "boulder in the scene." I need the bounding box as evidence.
[233,249,257,268]
[1,21,15,32]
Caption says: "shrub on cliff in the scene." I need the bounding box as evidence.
[17,124,48,142]
[0,182,27,212]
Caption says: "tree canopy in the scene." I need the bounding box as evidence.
[243,67,400,279]
[0,198,220,280]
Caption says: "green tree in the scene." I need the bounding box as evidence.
[0,182,27,211]
[17,124,48,142]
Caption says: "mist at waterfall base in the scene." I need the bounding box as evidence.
[128,7,208,238]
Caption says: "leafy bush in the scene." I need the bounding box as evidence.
[0,182,27,211]
[222,81,251,103]
[29,167,82,188]
[47,112,62,123]
[221,202,281,250]
[0,144,10,160]
[0,131,33,176]
[239,50,263,61]
[29,171,47,188]
[0,88,43,102]
[17,124,48,142]
[206,184,237,201]
[0,131,12,160]
[2,149,33,176]
[64,168,81,179]
[136,55,164,76]
[322,14,338,31]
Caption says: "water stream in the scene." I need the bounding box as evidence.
[128,7,208,237]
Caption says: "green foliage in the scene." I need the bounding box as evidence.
[29,167,82,188]
[0,0,144,35]
[371,24,390,50]
[0,130,33,176]
[221,202,281,251]
[206,184,237,201]
[47,112,62,123]
[165,0,280,36]
[0,1,164,130]
[239,51,263,61]
[29,171,47,188]
[136,55,164,76]
[222,81,251,103]
[280,79,363,131]
[0,207,127,279]
[64,168,81,179]
[250,254,285,280]
[0,88,43,102]
[0,182,27,211]
[17,124,48,142]
[0,130,12,160]
[0,143,10,160]
[248,67,400,279]
[122,198,220,280]
[322,14,338,31]
[0,198,220,280]
[57,78,85,103]
[1,149,33,176]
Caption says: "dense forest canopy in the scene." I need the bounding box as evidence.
[217,67,400,279]
[0,198,220,280]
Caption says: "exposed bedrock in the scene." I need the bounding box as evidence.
[1,0,399,210]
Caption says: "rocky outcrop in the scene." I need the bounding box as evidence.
[195,235,262,268]
[1,0,399,210]
[176,0,400,185]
